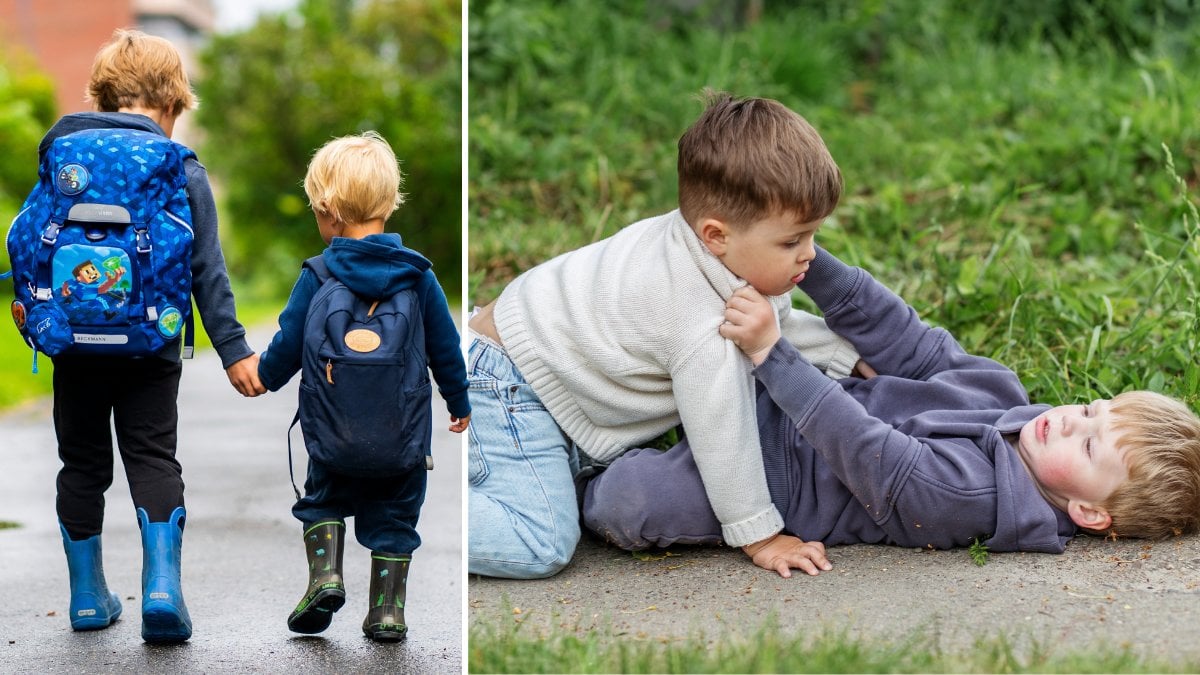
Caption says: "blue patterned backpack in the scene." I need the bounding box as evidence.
[5,128,196,366]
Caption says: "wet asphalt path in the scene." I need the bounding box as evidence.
[0,329,462,674]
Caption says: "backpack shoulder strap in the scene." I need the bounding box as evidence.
[302,255,332,285]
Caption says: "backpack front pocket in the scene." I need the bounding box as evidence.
[299,356,428,476]
[50,243,136,327]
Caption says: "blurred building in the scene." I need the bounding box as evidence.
[0,0,214,144]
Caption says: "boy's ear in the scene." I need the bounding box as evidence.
[1067,500,1112,531]
[697,217,731,257]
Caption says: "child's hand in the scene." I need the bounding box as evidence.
[742,532,832,578]
[853,359,878,379]
[226,354,267,397]
[449,414,470,433]
[720,286,781,366]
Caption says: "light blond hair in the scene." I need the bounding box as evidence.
[677,90,842,229]
[303,131,405,225]
[1090,391,1200,539]
[87,29,197,115]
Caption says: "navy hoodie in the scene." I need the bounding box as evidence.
[258,233,470,420]
[752,247,1076,553]
[38,112,252,367]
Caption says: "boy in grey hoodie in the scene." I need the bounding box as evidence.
[34,29,262,644]
[585,246,1200,571]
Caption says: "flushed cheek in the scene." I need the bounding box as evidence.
[1035,458,1076,493]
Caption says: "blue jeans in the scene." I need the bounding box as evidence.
[466,335,581,578]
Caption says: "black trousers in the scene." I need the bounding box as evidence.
[53,356,184,539]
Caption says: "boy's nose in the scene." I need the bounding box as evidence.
[798,242,816,262]
[1062,413,1090,437]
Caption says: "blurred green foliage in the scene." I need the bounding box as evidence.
[0,50,58,407]
[195,0,462,298]
[0,49,56,231]
[468,0,1200,410]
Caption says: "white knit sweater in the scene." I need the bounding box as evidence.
[494,209,859,546]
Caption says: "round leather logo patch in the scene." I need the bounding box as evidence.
[11,300,26,331]
[57,163,90,195]
[345,329,381,353]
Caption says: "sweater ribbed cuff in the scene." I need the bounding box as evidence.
[214,334,253,370]
[720,505,785,548]
[822,341,860,380]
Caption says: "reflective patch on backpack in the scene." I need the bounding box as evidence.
[157,305,183,338]
[10,300,26,331]
[56,164,89,195]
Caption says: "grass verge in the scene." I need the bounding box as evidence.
[469,612,1191,674]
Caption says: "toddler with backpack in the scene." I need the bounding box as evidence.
[4,30,265,643]
[256,131,470,642]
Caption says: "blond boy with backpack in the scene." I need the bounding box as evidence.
[256,131,470,642]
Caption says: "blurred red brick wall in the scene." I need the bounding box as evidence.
[0,0,135,115]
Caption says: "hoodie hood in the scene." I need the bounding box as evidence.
[40,112,167,160]
[322,233,431,298]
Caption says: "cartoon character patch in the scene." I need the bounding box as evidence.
[52,245,131,323]
[157,306,183,339]
[10,300,26,331]
[56,163,89,195]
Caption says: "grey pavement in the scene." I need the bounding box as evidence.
[470,517,1200,666]
[0,328,463,674]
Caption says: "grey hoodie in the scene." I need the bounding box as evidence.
[752,247,1075,553]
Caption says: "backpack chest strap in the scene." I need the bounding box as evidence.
[32,222,62,301]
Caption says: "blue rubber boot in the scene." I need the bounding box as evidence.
[137,506,191,643]
[59,523,122,631]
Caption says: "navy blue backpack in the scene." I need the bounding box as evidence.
[289,256,433,492]
[5,128,196,366]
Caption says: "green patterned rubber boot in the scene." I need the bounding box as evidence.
[286,520,346,634]
[361,552,410,642]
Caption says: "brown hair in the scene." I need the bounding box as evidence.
[304,131,405,225]
[677,90,842,228]
[1091,391,1200,539]
[87,29,197,115]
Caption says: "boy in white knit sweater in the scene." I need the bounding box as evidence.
[468,91,860,579]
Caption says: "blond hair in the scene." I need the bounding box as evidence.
[677,90,842,229]
[304,131,405,225]
[87,29,197,115]
[1091,391,1200,539]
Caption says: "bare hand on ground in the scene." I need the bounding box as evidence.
[742,532,832,578]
